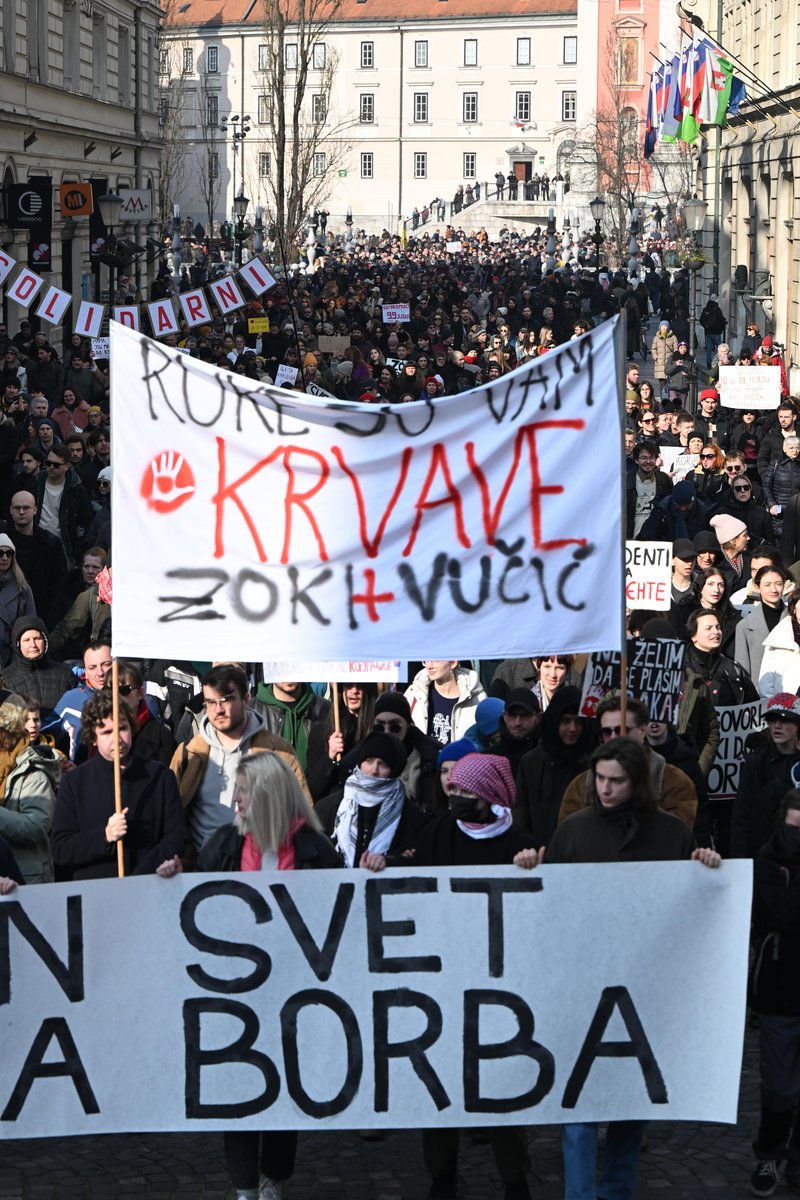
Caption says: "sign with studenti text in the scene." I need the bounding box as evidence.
[110,320,624,660]
[0,863,750,1138]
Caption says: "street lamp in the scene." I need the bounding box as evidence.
[220,113,251,228]
[589,195,606,283]
[682,194,708,411]
[232,186,249,267]
[345,206,354,257]
[97,190,125,313]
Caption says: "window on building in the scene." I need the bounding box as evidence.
[206,94,219,125]
[516,37,531,65]
[258,43,269,71]
[147,35,155,108]
[414,40,428,68]
[361,152,374,178]
[414,152,427,178]
[182,46,193,74]
[118,26,131,105]
[159,48,170,75]
[206,45,218,73]
[413,92,428,122]
[463,152,476,179]
[562,90,576,121]
[314,151,326,176]
[28,0,47,82]
[158,97,169,125]
[312,42,326,69]
[359,93,374,123]
[285,42,297,70]
[3,0,16,73]
[618,36,640,85]
[515,91,531,122]
[258,94,271,123]
[563,35,577,64]
[259,152,271,177]
[463,38,477,66]
[312,93,326,123]
[360,41,374,68]
[463,91,478,122]
[209,151,219,178]
[92,14,106,97]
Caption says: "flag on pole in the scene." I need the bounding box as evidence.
[661,51,682,140]
[644,69,659,157]
[678,37,705,142]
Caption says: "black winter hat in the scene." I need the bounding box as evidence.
[374,692,413,723]
[357,731,407,777]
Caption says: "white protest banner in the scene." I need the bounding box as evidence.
[580,639,687,723]
[110,318,624,660]
[36,285,71,326]
[382,303,411,324]
[305,380,336,400]
[262,659,405,682]
[74,301,104,338]
[670,451,699,480]
[707,701,764,803]
[147,299,179,337]
[625,541,671,610]
[274,363,298,387]
[7,268,44,309]
[113,306,140,331]
[446,241,463,253]
[0,863,750,1138]
[318,335,351,354]
[179,289,212,328]
[91,337,110,360]
[719,365,781,410]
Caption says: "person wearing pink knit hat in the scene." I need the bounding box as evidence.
[710,512,749,586]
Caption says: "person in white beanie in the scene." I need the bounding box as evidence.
[710,512,749,587]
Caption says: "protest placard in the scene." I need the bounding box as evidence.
[110,318,624,660]
[305,380,336,400]
[719,366,781,410]
[580,639,687,723]
[657,446,682,475]
[248,317,269,333]
[381,303,411,324]
[706,702,764,803]
[625,541,671,610]
[0,863,751,1138]
[90,337,110,360]
[262,659,405,682]
[274,363,298,387]
[318,335,351,354]
[670,451,699,480]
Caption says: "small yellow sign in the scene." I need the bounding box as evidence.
[248,317,270,333]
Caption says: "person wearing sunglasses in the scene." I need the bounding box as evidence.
[0,535,35,669]
[688,443,727,503]
[114,661,176,768]
[714,472,773,545]
[558,694,697,830]
[33,443,93,570]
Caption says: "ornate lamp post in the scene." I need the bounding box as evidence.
[589,194,606,283]
[97,190,125,313]
[345,206,354,257]
[232,186,250,268]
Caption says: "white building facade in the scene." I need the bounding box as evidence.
[0,0,163,336]
[163,0,579,233]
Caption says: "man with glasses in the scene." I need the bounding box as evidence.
[33,444,91,568]
[626,440,673,538]
[557,695,697,829]
[4,489,67,615]
[170,664,309,853]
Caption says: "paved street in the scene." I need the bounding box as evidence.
[0,1025,763,1199]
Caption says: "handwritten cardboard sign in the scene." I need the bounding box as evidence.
[625,541,671,611]
[381,304,410,324]
[718,366,781,410]
[580,639,687,723]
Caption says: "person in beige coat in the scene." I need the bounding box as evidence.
[651,321,679,383]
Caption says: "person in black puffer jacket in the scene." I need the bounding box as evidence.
[2,615,75,732]
[514,686,596,847]
[748,788,800,1192]
[762,438,800,540]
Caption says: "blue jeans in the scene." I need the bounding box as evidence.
[705,333,722,365]
[562,1121,647,1199]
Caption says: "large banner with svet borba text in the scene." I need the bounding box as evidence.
[0,862,750,1138]
[110,319,624,660]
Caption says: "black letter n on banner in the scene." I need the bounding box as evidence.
[463,990,554,1113]
[0,897,84,1005]
[561,986,668,1108]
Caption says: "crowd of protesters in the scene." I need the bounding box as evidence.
[0,221,797,1200]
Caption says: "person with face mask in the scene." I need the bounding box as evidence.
[514,686,596,846]
[367,752,536,1200]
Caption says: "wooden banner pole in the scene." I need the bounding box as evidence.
[111,658,125,878]
[332,681,342,761]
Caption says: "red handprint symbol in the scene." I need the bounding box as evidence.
[140,450,196,514]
